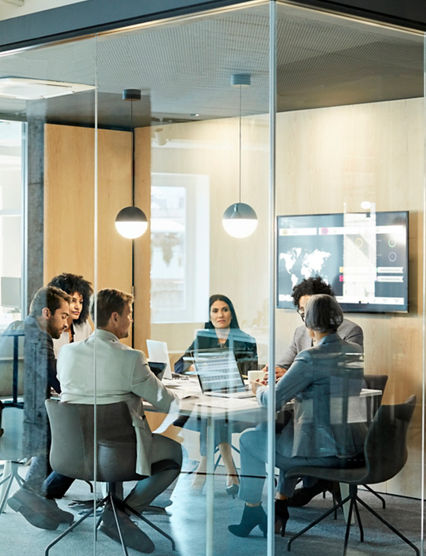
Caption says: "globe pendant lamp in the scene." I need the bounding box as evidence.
[222,74,258,239]
[115,89,148,239]
[115,205,147,239]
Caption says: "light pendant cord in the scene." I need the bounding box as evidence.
[130,98,135,346]
[131,99,135,206]
[238,84,242,204]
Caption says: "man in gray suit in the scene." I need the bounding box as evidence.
[56,288,182,553]
[265,276,363,506]
[266,276,363,380]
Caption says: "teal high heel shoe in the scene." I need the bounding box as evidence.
[228,504,267,538]
[226,483,239,498]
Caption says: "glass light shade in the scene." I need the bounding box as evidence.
[222,202,258,238]
[115,206,148,239]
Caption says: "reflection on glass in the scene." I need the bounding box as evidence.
[0,120,23,329]
[151,184,186,313]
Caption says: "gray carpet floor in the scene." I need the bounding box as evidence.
[0,462,422,556]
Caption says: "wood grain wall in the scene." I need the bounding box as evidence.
[150,98,424,497]
[44,123,151,348]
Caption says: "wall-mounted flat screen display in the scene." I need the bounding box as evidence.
[277,211,408,313]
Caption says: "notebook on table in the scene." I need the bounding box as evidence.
[194,349,255,399]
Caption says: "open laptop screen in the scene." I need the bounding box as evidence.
[194,350,246,393]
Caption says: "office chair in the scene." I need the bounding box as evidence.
[285,395,418,555]
[0,404,25,514]
[362,374,389,508]
[44,399,176,556]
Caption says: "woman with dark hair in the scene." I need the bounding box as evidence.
[182,294,257,368]
[179,294,257,494]
[229,294,365,538]
[48,273,93,357]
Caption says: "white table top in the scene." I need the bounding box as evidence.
[154,376,382,424]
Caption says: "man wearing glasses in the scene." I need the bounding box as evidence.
[275,276,363,378]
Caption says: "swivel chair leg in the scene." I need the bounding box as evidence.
[287,494,351,551]
[45,498,105,556]
[343,498,353,554]
[125,502,176,551]
[356,495,419,555]
[353,501,364,542]
[108,493,129,556]
[363,484,386,509]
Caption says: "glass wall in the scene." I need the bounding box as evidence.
[274,3,424,555]
[0,1,424,555]
[0,36,97,555]
[94,4,271,555]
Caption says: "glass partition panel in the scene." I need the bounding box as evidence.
[94,3,272,554]
[275,2,424,554]
[0,36,96,554]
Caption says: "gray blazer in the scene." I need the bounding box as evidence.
[258,333,366,459]
[58,329,177,476]
[278,318,363,370]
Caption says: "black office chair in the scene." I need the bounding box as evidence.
[286,395,418,555]
[44,399,176,556]
[362,374,389,508]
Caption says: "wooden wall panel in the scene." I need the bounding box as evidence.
[44,124,151,350]
[97,128,133,295]
[44,124,95,283]
[150,98,424,497]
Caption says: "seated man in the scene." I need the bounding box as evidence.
[273,276,363,378]
[264,276,363,506]
[52,288,182,554]
[8,286,74,529]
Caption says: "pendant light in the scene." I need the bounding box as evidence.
[115,89,148,239]
[222,73,258,239]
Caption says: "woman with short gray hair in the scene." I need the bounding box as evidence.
[229,294,365,539]
[304,293,344,333]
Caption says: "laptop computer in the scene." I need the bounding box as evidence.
[194,349,255,398]
[146,339,172,379]
[148,361,167,379]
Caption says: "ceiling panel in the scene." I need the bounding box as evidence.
[0,2,422,127]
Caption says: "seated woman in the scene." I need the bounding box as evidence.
[48,273,93,357]
[178,294,257,495]
[228,294,365,538]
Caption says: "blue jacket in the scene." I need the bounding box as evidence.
[258,333,366,460]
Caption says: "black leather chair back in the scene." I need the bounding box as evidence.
[364,374,389,421]
[363,394,415,484]
[45,399,138,482]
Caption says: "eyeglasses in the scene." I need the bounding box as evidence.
[297,308,305,321]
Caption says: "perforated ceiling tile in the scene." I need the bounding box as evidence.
[0,2,422,126]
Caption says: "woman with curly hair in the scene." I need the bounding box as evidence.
[47,273,93,357]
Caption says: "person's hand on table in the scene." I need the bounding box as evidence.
[261,365,286,384]
[251,380,263,394]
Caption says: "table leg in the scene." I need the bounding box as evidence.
[340,483,355,523]
[205,415,214,556]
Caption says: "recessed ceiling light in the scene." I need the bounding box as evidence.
[0,77,95,100]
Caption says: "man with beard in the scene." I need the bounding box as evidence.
[8,286,74,529]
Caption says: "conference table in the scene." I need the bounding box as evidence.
[151,375,381,556]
